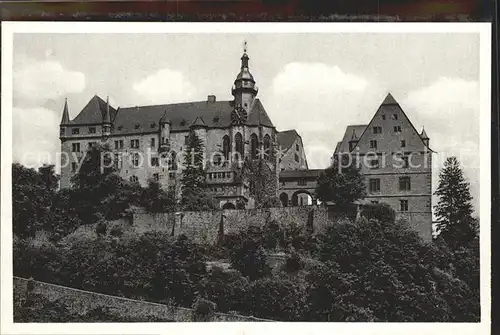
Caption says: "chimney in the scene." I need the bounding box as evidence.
[207,95,216,103]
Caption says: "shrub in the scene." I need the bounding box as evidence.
[192,298,217,321]
[360,203,396,224]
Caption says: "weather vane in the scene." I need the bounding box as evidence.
[243,40,247,53]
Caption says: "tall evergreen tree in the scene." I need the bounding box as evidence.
[180,130,216,211]
[434,156,475,247]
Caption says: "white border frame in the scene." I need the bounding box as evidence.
[1,22,491,335]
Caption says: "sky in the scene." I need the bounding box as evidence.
[12,32,481,214]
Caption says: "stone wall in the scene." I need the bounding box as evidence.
[13,277,270,322]
[132,206,334,244]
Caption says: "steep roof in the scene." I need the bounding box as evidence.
[81,98,275,135]
[279,169,323,179]
[381,92,398,106]
[334,125,367,154]
[71,95,118,125]
[276,129,299,153]
[191,116,208,128]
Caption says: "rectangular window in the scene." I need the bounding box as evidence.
[169,172,176,179]
[184,136,189,145]
[401,140,406,147]
[114,140,124,149]
[400,200,409,212]
[399,176,411,191]
[71,143,80,152]
[369,140,377,149]
[369,178,380,192]
[88,142,96,148]
[153,173,159,181]
[151,157,159,167]
[71,162,77,173]
[89,127,96,134]
[382,115,386,120]
[132,153,140,167]
[72,128,80,135]
[294,153,299,163]
[372,126,382,134]
[394,125,402,133]
[392,114,398,120]
[296,143,300,151]
[151,138,155,148]
[298,179,307,186]
[131,139,140,149]
[369,158,379,169]
[371,200,379,204]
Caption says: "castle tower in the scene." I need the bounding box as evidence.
[231,41,258,112]
[420,127,430,147]
[102,96,112,138]
[59,98,70,139]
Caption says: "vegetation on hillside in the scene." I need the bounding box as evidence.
[11,155,480,322]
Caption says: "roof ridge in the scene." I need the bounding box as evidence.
[120,99,233,110]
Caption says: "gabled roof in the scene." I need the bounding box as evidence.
[350,93,434,153]
[98,98,274,135]
[191,116,208,128]
[71,95,118,125]
[276,129,299,153]
[334,125,367,154]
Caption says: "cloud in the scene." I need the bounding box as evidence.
[133,68,198,105]
[12,107,60,171]
[402,77,480,214]
[14,58,85,105]
[266,62,379,169]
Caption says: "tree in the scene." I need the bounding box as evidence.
[434,157,475,248]
[315,158,365,209]
[180,130,216,211]
[141,179,177,213]
[12,163,59,238]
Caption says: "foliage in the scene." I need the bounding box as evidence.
[360,203,396,224]
[200,267,250,313]
[141,179,177,213]
[434,156,475,248]
[181,130,216,211]
[315,159,366,208]
[255,195,282,209]
[245,277,307,321]
[12,163,59,238]
[236,198,246,209]
[192,298,217,321]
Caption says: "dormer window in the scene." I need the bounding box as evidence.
[117,126,123,131]
[134,124,140,129]
[392,114,398,120]
[382,114,386,120]
[89,127,96,134]
[72,128,80,135]
[180,119,186,126]
[213,116,220,123]
[150,123,156,128]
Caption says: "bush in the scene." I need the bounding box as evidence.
[192,298,217,321]
[360,203,396,224]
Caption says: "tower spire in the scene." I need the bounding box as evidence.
[232,41,258,109]
[60,98,70,125]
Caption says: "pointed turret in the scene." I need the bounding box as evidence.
[159,110,172,153]
[348,128,358,151]
[102,96,112,137]
[60,98,70,125]
[420,126,430,147]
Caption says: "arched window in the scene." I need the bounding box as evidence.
[130,175,139,184]
[168,151,177,170]
[250,133,258,159]
[263,134,271,160]
[235,132,244,160]
[222,135,231,161]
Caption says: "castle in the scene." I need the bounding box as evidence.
[58,47,433,240]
